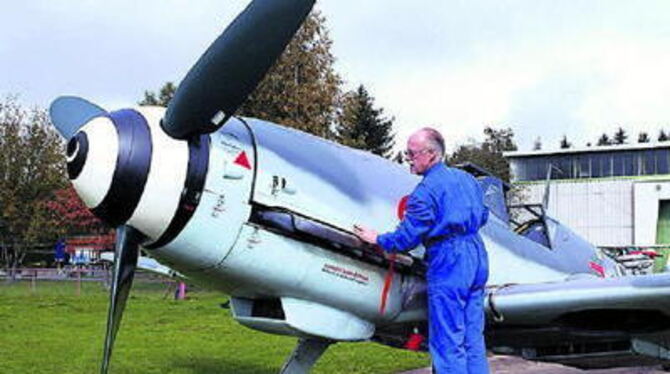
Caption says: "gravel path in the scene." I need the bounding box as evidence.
[399,355,668,373]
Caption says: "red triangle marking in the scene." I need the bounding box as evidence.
[234,151,252,170]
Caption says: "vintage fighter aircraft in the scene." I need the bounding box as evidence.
[48,0,670,373]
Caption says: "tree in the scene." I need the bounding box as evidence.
[639,132,650,143]
[0,96,67,274]
[660,130,669,142]
[448,127,517,183]
[392,151,404,164]
[336,85,395,157]
[140,12,342,140]
[560,135,571,149]
[532,137,542,151]
[597,133,612,146]
[613,127,628,145]
[44,187,109,236]
[238,11,342,139]
[139,82,177,107]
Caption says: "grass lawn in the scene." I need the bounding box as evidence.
[0,280,429,373]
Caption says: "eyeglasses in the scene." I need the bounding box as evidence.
[403,148,433,160]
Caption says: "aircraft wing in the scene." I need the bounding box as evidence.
[487,273,670,368]
[489,272,670,328]
[99,252,182,278]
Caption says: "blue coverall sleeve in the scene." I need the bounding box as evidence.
[376,186,435,253]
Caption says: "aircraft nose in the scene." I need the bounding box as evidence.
[70,110,153,227]
[70,116,120,210]
[66,131,89,180]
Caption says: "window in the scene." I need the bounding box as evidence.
[591,152,612,178]
[565,156,574,178]
[553,156,571,179]
[530,158,545,180]
[602,152,613,177]
[516,159,534,181]
[509,159,524,181]
[620,152,637,176]
[590,153,601,178]
[643,150,656,175]
[656,149,669,175]
[511,148,670,181]
[577,156,591,178]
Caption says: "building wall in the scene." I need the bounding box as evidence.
[521,178,670,247]
[523,180,634,247]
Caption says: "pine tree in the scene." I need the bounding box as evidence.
[597,133,612,146]
[613,127,628,145]
[392,150,404,164]
[659,130,669,142]
[448,127,517,182]
[560,135,571,149]
[533,137,542,150]
[139,82,177,107]
[239,11,342,139]
[336,85,395,158]
[638,132,650,143]
[139,11,342,140]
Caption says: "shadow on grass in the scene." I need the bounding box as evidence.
[170,356,280,374]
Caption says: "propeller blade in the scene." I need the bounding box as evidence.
[101,226,144,374]
[49,96,107,139]
[163,0,315,139]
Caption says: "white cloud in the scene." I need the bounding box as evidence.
[366,26,670,152]
[4,0,670,153]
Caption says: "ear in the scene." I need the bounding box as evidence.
[430,150,439,164]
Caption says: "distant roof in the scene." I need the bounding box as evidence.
[504,142,670,158]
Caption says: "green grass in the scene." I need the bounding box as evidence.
[0,280,429,373]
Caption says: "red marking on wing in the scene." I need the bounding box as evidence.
[397,195,409,220]
[234,151,252,170]
[588,261,605,277]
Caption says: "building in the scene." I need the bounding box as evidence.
[65,234,115,265]
[504,143,670,247]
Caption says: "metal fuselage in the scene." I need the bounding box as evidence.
[70,106,613,344]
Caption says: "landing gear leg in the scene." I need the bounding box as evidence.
[279,338,332,374]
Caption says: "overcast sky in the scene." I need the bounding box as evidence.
[3,1,670,152]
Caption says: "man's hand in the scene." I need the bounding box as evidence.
[353,224,378,245]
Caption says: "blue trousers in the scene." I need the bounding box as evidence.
[427,240,489,374]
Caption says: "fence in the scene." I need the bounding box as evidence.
[1,266,176,296]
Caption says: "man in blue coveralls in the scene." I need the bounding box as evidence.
[354,128,489,373]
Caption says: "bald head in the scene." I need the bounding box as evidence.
[409,127,445,157]
[406,127,444,175]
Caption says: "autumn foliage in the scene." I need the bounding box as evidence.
[44,186,110,235]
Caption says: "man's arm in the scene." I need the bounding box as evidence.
[377,188,435,253]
